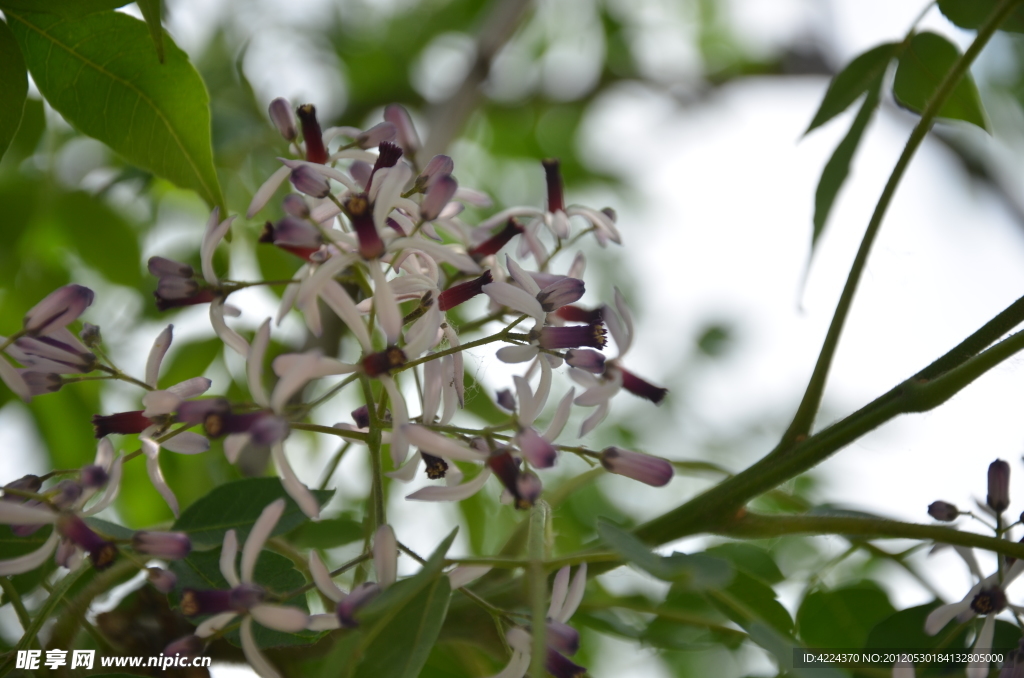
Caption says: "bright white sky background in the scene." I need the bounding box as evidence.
[6,0,1024,676]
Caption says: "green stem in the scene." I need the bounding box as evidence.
[97,365,153,391]
[290,422,370,442]
[0,330,24,354]
[361,375,386,530]
[780,0,1022,446]
[318,441,353,490]
[528,501,549,678]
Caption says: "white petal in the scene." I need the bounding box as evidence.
[210,299,250,357]
[403,302,441,359]
[94,437,114,470]
[272,444,321,520]
[559,563,587,622]
[386,451,421,483]
[142,438,179,518]
[241,616,283,678]
[270,352,356,414]
[514,375,533,423]
[507,626,533,654]
[568,204,621,244]
[579,402,609,437]
[439,355,457,425]
[373,524,398,588]
[613,287,634,354]
[485,650,530,678]
[442,325,464,407]
[402,425,487,461]
[0,530,59,575]
[548,566,570,620]
[162,432,210,455]
[83,454,122,516]
[388,238,480,273]
[0,501,57,525]
[567,251,586,279]
[242,498,286,582]
[307,613,342,631]
[505,255,541,296]
[568,367,599,389]
[574,378,620,407]
[496,345,540,364]
[224,433,250,464]
[196,611,238,638]
[321,281,374,351]
[380,376,409,466]
[0,356,30,401]
[370,264,402,345]
[421,359,442,424]
[924,599,973,635]
[250,604,309,633]
[297,253,357,310]
[167,377,213,399]
[448,565,491,589]
[248,320,272,408]
[221,529,240,587]
[543,388,575,442]
[478,206,542,230]
[891,661,915,678]
[281,158,362,192]
[406,468,491,502]
[967,615,996,678]
[276,268,306,326]
[483,282,544,323]
[309,551,344,602]
[141,390,182,418]
[373,163,413,231]
[247,165,292,219]
[201,211,235,285]
[145,325,173,388]
[604,305,628,359]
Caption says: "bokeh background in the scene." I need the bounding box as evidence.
[5,0,1024,675]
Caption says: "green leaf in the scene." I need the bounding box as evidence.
[709,571,793,635]
[84,517,135,541]
[0,19,27,164]
[864,603,972,676]
[55,191,143,287]
[136,0,164,63]
[7,11,224,207]
[796,581,895,649]
[702,543,783,585]
[745,623,846,678]
[172,477,333,549]
[0,0,132,17]
[893,32,988,131]
[938,0,1024,34]
[286,515,364,549]
[597,519,732,588]
[169,546,321,649]
[354,576,451,678]
[805,42,898,133]
[813,81,881,248]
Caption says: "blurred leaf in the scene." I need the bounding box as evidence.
[893,32,988,130]
[796,581,895,649]
[938,0,1024,33]
[172,477,333,549]
[316,632,360,678]
[8,10,224,206]
[136,0,164,62]
[84,517,135,541]
[0,18,27,164]
[1,95,43,166]
[354,576,451,678]
[746,622,846,678]
[813,82,880,249]
[55,191,142,287]
[805,42,898,133]
[709,571,792,635]
[597,519,732,588]
[286,515,364,549]
[0,0,132,17]
[703,543,783,585]
[169,546,321,649]
[864,603,972,676]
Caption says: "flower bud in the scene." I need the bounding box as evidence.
[268,97,297,141]
[51,480,83,509]
[147,567,178,593]
[132,531,192,560]
[163,635,204,658]
[928,501,959,522]
[148,256,194,278]
[988,459,1011,514]
[383,104,421,156]
[536,277,585,312]
[565,349,605,374]
[496,389,516,411]
[600,447,673,487]
[290,165,331,199]
[419,154,454,186]
[23,285,95,337]
[282,193,310,218]
[79,323,102,347]
[356,121,396,149]
[351,405,371,429]
[3,474,42,500]
[420,174,457,222]
[336,582,381,628]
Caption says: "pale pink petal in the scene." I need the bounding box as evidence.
[478,206,542,230]
[406,467,491,502]
[162,432,210,455]
[373,163,413,231]
[221,529,240,586]
[403,302,441,359]
[613,287,634,355]
[241,616,283,678]
[386,451,422,482]
[496,345,540,364]
[483,282,544,322]
[402,425,487,461]
[447,565,491,589]
[559,563,587,622]
[389,238,480,273]
[579,402,609,437]
[0,530,59,575]
[272,444,320,520]
[307,613,342,631]
[543,388,575,442]
[242,498,286,582]
[442,325,464,407]
[967,615,996,678]
[250,604,309,632]
[167,377,212,399]
[604,305,628,358]
[0,502,58,525]
[380,376,409,466]
[94,437,115,470]
[373,524,398,588]
[421,359,442,424]
[270,352,356,414]
[224,433,250,464]
[505,255,541,296]
[0,356,31,401]
[309,551,344,602]
[276,265,307,326]
[82,454,122,516]
[210,299,250,357]
[925,597,974,635]
[567,251,586,279]
[145,325,173,387]
[370,264,402,345]
[142,438,179,517]
[201,209,235,285]
[196,611,238,638]
[247,165,291,219]
[548,566,570,620]
[141,390,182,417]
[321,281,373,351]
[248,320,272,408]
[567,204,621,244]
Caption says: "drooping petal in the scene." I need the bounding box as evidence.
[548,566,570,620]
[201,209,235,285]
[141,390,182,418]
[167,377,213,399]
[272,444,321,520]
[0,530,59,575]
[442,324,464,407]
[307,613,342,631]
[142,438,179,517]
[403,301,441,359]
[248,320,272,408]
[94,437,115,470]
[612,287,634,355]
[196,611,239,638]
[505,255,541,296]
[496,345,540,364]
[421,358,442,424]
[250,604,310,632]
[247,165,292,219]
[967,615,996,678]
[221,529,240,586]
[579,402,609,437]
[447,565,491,589]
[0,501,58,525]
[224,433,250,464]
[543,388,575,442]
[386,451,422,482]
[485,650,530,678]
[373,163,413,232]
[145,325,173,388]
[402,425,487,461]
[373,524,398,588]
[242,498,286,582]
[321,281,374,351]
[270,352,356,414]
[388,238,480,273]
[23,285,95,336]
[82,454,122,516]
[559,563,587,622]
[162,432,210,455]
[406,467,492,502]
[924,597,975,635]
[0,356,31,401]
[309,551,344,602]
[370,264,402,345]
[210,299,250,357]
[483,282,544,323]
[380,376,409,466]
[241,616,283,678]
